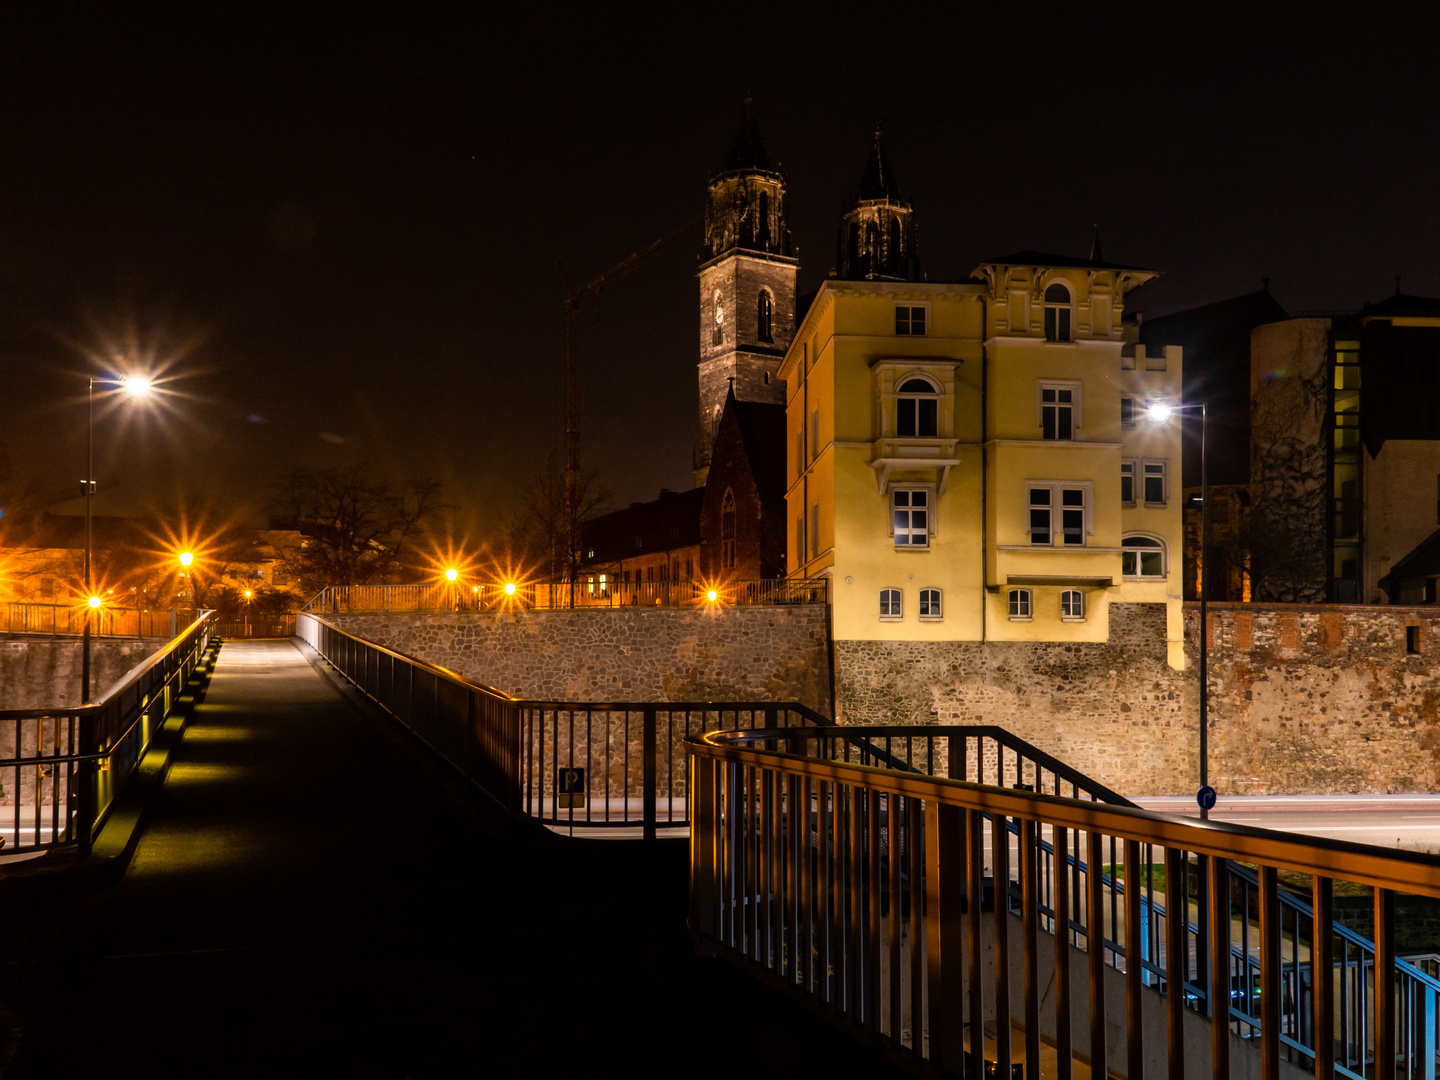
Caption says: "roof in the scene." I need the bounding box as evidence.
[1140,288,1290,342]
[1379,529,1440,592]
[722,97,770,173]
[1356,291,1440,320]
[728,398,786,503]
[580,487,704,566]
[978,250,1156,273]
[857,127,897,201]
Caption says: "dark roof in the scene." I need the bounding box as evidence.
[729,399,786,503]
[580,488,704,567]
[978,250,1156,273]
[857,127,897,201]
[722,97,770,172]
[1379,529,1440,592]
[1357,292,1440,319]
[1141,289,1289,337]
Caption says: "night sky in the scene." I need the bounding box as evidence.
[3,5,1439,542]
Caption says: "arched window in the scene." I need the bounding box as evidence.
[879,588,902,620]
[1122,534,1166,579]
[887,217,901,273]
[758,192,771,248]
[896,377,939,437]
[1043,282,1073,342]
[865,222,879,275]
[1008,588,1032,620]
[713,289,724,346]
[919,588,942,620]
[757,291,773,343]
[1061,589,1085,621]
[721,489,737,569]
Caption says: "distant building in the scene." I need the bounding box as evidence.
[698,389,786,580]
[578,487,703,597]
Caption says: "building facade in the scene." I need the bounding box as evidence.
[781,251,1186,667]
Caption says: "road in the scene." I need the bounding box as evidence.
[1133,794,1440,855]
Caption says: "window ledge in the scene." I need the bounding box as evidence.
[1143,502,1167,509]
[1062,616,1086,623]
[918,615,943,622]
[1008,616,1033,622]
[879,615,903,622]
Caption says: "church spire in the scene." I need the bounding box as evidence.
[836,126,918,282]
[724,96,770,172]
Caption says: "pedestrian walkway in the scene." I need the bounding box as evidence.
[0,640,908,1079]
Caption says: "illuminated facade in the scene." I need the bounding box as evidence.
[781,250,1187,668]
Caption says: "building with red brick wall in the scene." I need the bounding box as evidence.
[700,390,786,581]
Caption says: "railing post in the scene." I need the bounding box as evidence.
[1209,855,1231,1080]
[1259,864,1282,1080]
[1164,845,1187,1080]
[1125,838,1144,1080]
[924,799,965,1077]
[1312,874,1334,1080]
[1375,886,1396,1080]
[75,709,97,859]
[689,750,717,941]
[642,706,657,842]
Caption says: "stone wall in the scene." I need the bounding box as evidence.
[0,637,166,710]
[326,606,832,714]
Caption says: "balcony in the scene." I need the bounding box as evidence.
[869,435,963,493]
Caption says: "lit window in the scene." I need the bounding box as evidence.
[895,305,927,336]
[721,489,737,568]
[1043,282,1072,342]
[1039,382,1079,439]
[1122,534,1166,579]
[1028,484,1087,546]
[757,291,773,343]
[896,377,939,437]
[880,588,902,620]
[1061,589,1085,621]
[1143,460,1168,505]
[893,489,929,548]
[1121,461,1136,506]
[919,588,942,620]
[1008,588,1032,620]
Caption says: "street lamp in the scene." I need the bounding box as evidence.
[82,374,152,704]
[1147,400,1213,819]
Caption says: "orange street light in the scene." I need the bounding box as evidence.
[503,582,516,596]
[445,568,458,582]
[706,589,718,603]
[88,595,102,609]
[179,551,194,567]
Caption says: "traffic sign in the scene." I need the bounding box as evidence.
[558,767,586,809]
[1197,785,1217,811]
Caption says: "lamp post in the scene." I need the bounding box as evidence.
[82,374,152,704]
[1147,400,1213,820]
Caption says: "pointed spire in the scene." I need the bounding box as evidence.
[858,122,898,200]
[724,96,770,172]
[1089,224,1104,264]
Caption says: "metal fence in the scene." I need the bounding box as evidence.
[1,602,185,639]
[214,616,296,639]
[301,577,830,614]
[295,612,835,838]
[689,726,1440,1079]
[0,611,218,855]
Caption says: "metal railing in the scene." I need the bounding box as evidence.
[296,612,836,838]
[2,602,185,639]
[688,726,1440,1079]
[214,616,296,639]
[301,578,830,614]
[0,611,218,855]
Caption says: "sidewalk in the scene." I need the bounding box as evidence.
[0,639,908,1079]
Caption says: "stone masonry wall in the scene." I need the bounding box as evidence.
[326,606,832,714]
[0,637,166,710]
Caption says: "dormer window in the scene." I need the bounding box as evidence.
[896,377,939,437]
[1043,282,1073,342]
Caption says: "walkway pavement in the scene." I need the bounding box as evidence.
[0,640,908,1078]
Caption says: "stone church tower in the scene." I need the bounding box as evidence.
[695,101,798,486]
[836,127,919,282]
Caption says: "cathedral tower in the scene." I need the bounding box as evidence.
[695,100,798,486]
[836,127,918,282]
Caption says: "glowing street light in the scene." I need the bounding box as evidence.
[179,551,194,567]
[87,595,102,609]
[445,568,458,582]
[503,582,516,596]
[706,589,718,603]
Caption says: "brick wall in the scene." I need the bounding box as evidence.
[326,606,832,714]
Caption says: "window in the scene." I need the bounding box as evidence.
[893,489,929,548]
[757,291,773,343]
[880,588,902,620]
[758,192,771,248]
[1122,534,1166,579]
[712,289,724,346]
[721,489,737,568]
[810,410,819,459]
[810,504,819,558]
[1121,461,1135,506]
[1061,589,1085,621]
[1143,460,1168,505]
[1039,382,1078,439]
[895,305,927,335]
[795,432,803,478]
[1121,397,1135,430]
[796,516,804,564]
[896,377,939,437]
[919,588,942,620]
[1008,588,1032,620]
[1029,484,1087,546]
[1408,625,1422,655]
[1043,282,1072,342]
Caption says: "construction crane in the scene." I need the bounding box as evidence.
[561,213,703,602]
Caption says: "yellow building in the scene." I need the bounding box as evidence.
[781,250,1186,668]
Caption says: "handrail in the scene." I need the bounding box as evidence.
[688,728,1440,1078]
[1,601,184,639]
[0,610,218,855]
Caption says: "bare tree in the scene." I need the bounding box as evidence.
[271,466,445,594]
[503,456,611,582]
